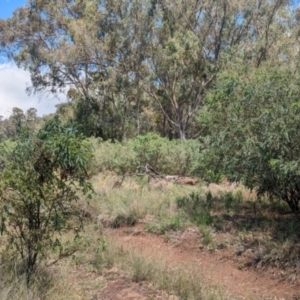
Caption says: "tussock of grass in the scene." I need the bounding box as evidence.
[0,259,78,300]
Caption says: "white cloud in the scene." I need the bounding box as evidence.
[0,63,66,118]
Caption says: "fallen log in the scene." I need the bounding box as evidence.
[144,164,199,186]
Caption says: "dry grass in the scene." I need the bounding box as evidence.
[117,245,233,300]
[0,260,79,300]
[88,172,201,228]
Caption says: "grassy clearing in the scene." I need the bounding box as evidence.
[89,172,200,229]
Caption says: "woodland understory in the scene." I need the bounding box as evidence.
[1,1,300,299]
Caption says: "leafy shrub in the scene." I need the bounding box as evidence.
[92,133,202,176]
[90,137,138,175]
[203,66,300,214]
[0,116,93,285]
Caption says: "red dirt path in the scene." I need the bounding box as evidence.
[110,226,300,300]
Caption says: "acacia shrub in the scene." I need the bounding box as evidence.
[93,133,202,176]
[91,137,138,175]
[0,116,93,285]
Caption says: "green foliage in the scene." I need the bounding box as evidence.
[1,0,290,140]
[128,133,166,168]
[65,92,137,141]
[0,116,93,285]
[129,133,202,175]
[93,133,202,176]
[218,191,243,213]
[203,66,300,214]
[144,214,183,234]
[206,191,214,210]
[176,192,213,226]
[205,170,224,184]
[92,138,138,175]
[0,107,43,141]
[224,192,235,212]
[199,226,212,246]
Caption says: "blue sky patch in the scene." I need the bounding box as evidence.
[0,0,26,19]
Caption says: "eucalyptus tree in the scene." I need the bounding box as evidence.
[0,0,151,139]
[0,0,291,140]
[138,0,290,140]
[0,107,26,140]
[0,107,42,140]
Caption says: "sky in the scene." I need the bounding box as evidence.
[0,0,65,119]
[1,0,25,18]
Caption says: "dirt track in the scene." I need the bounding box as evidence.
[108,226,300,300]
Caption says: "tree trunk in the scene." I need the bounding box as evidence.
[178,126,186,140]
[176,111,186,140]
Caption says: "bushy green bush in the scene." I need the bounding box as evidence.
[90,137,137,175]
[91,133,202,176]
[0,116,93,285]
[202,66,300,214]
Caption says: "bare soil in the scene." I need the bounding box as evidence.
[97,275,169,300]
[67,263,170,300]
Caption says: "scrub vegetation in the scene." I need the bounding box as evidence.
[0,0,300,299]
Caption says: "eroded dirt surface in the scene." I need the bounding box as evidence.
[109,226,300,300]
[67,266,171,300]
[97,275,169,300]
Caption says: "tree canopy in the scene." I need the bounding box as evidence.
[0,0,294,139]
